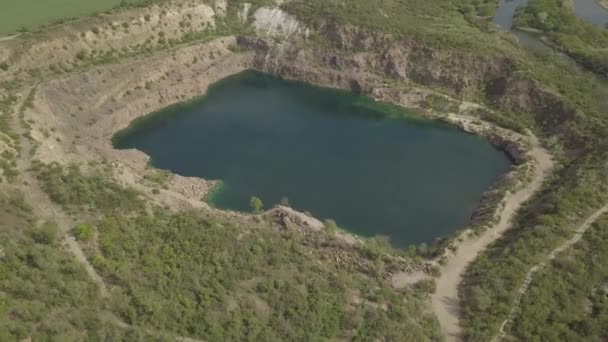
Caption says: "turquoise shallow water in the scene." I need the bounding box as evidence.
[114,71,512,248]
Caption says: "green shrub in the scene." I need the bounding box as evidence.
[35,162,144,213]
[73,223,94,241]
[250,196,264,213]
[89,209,442,341]
[415,278,437,294]
[0,192,146,340]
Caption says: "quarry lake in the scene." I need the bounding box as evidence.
[114,71,512,247]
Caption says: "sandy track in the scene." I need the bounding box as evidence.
[431,132,553,341]
[0,33,20,42]
[494,203,608,340]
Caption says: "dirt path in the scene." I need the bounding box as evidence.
[11,87,111,299]
[0,33,20,42]
[494,203,608,340]
[430,130,553,341]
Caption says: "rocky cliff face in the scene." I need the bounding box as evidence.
[243,22,580,151]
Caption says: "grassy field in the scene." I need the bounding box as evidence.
[0,0,149,35]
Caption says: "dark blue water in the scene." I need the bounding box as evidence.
[114,71,512,247]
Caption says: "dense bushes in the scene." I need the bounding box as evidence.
[90,209,441,340]
[73,222,95,241]
[34,162,144,213]
[0,190,146,340]
[283,0,507,53]
[510,215,608,340]
[32,163,442,340]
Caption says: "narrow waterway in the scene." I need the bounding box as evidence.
[493,0,608,92]
[572,0,608,27]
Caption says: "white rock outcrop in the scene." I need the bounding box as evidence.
[252,7,307,38]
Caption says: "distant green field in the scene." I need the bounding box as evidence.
[0,0,132,35]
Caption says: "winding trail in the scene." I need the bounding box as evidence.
[0,33,20,42]
[431,127,553,341]
[494,203,608,341]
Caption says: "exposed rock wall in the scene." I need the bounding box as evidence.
[243,24,579,150]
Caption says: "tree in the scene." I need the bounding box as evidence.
[250,196,264,213]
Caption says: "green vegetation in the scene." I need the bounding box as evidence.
[507,214,608,340]
[0,151,19,183]
[0,95,20,184]
[92,210,440,340]
[0,190,148,340]
[283,0,506,53]
[32,162,442,340]
[73,222,95,241]
[143,168,170,188]
[34,161,144,214]
[0,0,164,35]
[515,0,608,75]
